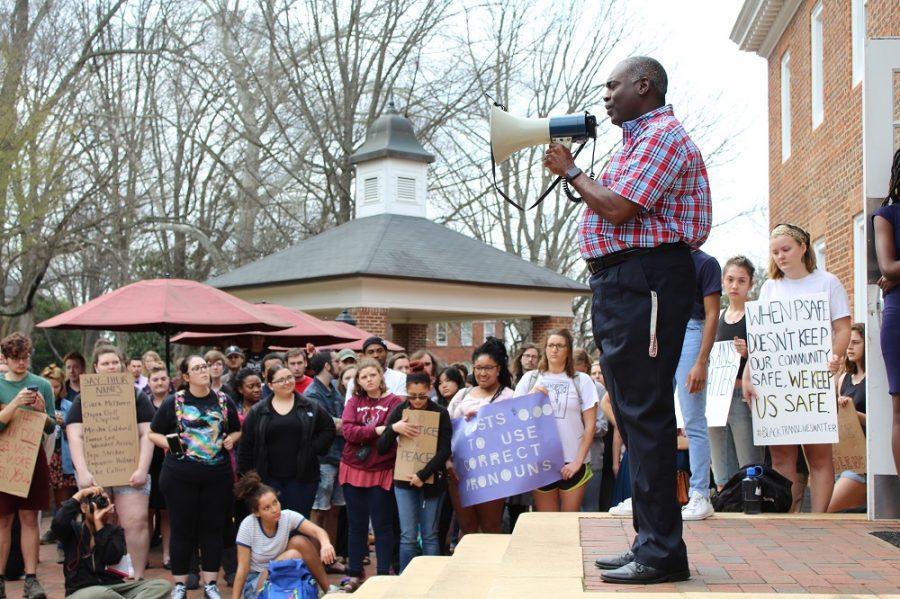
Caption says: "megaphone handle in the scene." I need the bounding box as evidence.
[491,145,525,211]
[527,142,588,210]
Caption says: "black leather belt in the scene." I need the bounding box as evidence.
[586,242,687,275]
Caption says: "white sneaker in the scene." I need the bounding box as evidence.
[170,584,187,599]
[203,583,222,599]
[609,497,632,516]
[681,491,714,521]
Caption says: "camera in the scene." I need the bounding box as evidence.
[82,494,109,512]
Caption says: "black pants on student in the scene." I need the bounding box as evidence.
[159,465,234,576]
[591,243,693,572]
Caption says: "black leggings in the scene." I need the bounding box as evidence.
[160,465,233,576]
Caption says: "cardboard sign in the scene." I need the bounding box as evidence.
[675,341,742,428]
[79,373,139,487]
[451,393,564,508]
[832,401,866,475]
[0,409,46,498]
[394,409,440,483]
[745,293,838,445]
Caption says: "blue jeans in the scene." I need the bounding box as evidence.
[394,486,442,572]
[674,318,711,497]
[266,477,318,518]
[708,387,765,486]
[342,484,395,577]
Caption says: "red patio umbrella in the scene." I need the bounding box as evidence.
[314,321,405,352]
[171,303,357,348]
[37,279,292,366]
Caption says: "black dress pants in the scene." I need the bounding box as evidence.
[590,244,693,571]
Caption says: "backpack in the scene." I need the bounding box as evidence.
[258,558,318,599]
[711,465,793,513]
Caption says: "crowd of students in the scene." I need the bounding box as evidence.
[0,219,894,597]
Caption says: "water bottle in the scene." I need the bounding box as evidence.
[741,466,763,514]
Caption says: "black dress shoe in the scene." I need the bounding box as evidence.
[600,561,690,584]
[594,550,635,570]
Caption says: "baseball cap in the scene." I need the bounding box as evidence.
[361,336,387,353]
[224,345,244,357]
[336,348,358,363]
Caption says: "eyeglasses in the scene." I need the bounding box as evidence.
[407,393,430,401]
[473,365,498,373]
[272,376,295,386]
[189,364,209,372]
[546,343,568,351]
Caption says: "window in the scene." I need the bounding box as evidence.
[781,52,792,161]
[364,177,379,204]
[460,321,473,346]
[851,0,866,86]
[397,177,416,203]
[435,322,448,347]
[482,321,495,343]
[810,2,824,128]
[813,237,826,270]
[853,213,866,322]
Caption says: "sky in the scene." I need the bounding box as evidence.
[610,0,772,268]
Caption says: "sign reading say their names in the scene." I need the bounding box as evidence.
[80,373,139,487]
[745,293,838,445]
[394,409,440,483]
[0,409,46,497]
[705,341,742,427]
[451,393,563,508]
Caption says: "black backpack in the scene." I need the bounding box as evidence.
[711,465,793,513]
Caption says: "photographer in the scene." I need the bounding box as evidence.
[51,486,170,598]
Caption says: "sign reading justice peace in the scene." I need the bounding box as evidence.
[451,393,564,507]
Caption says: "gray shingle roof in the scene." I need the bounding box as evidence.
[349,102,435,164]
[208,213,588,292]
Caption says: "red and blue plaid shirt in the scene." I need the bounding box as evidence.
[578,104,711,258]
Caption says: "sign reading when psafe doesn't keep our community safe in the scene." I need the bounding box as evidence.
[451,393,564,508]
[745,293,838,446]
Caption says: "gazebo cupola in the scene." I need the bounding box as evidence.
[349,101,435,219]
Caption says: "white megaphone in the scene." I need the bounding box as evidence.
[489,103,597,209]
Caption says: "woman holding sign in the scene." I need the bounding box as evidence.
[446,338,515,537]
[338,359,403,590]
[377,367,452,572]
[513,329,598,512]
[743,224,851,513]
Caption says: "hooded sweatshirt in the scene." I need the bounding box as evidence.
[340,393,403,472]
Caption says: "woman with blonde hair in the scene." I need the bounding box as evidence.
[743,223,851,512]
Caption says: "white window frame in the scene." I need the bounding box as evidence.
[460,321,473,346]
[851,0,866,86]
[813,236,826,271]
[435,322,448,347]
[810,2,824,129]
[781,52,792,161]
[853,213,866,322]
[482,321,494,343]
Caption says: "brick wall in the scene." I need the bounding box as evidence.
[426,320,505,365]
[391,323,427,353]
[348,307,389,339]
[531,316,574,345]
[767,0,898,315]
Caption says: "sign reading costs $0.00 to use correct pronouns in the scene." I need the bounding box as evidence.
[451,393,564,508]
[745,293,837,445]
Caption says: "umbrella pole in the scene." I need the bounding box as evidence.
[165,331,171,373]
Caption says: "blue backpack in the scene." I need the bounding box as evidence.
[258,559,318,599]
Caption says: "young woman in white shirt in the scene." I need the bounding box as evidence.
[513,329,598,512]
[743,224,851,512]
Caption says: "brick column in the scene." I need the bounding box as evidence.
[391,323,427,353]
[531,315,574,343]
[348,307,389,339]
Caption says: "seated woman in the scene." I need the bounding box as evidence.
[232,472,336,599]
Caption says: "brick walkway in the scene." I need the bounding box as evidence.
[3,517,377,598]
[582,516,900,594]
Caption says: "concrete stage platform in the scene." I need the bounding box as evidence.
[354,513,900,598]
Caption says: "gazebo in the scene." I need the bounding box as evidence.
[208,102,588,360]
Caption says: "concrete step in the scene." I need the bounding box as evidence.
[349,574,397,598]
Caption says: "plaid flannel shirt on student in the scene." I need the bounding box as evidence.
[577,104,712,259]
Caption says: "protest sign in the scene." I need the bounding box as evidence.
[80,373,139,487]
[832,401,866,475]
[745,293,838,445]
[451,393,564,508]
[394,409,440,483]
[0,409,46,498]
[706,341,742,427]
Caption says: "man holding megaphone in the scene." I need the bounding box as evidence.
[543,56,711,585]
